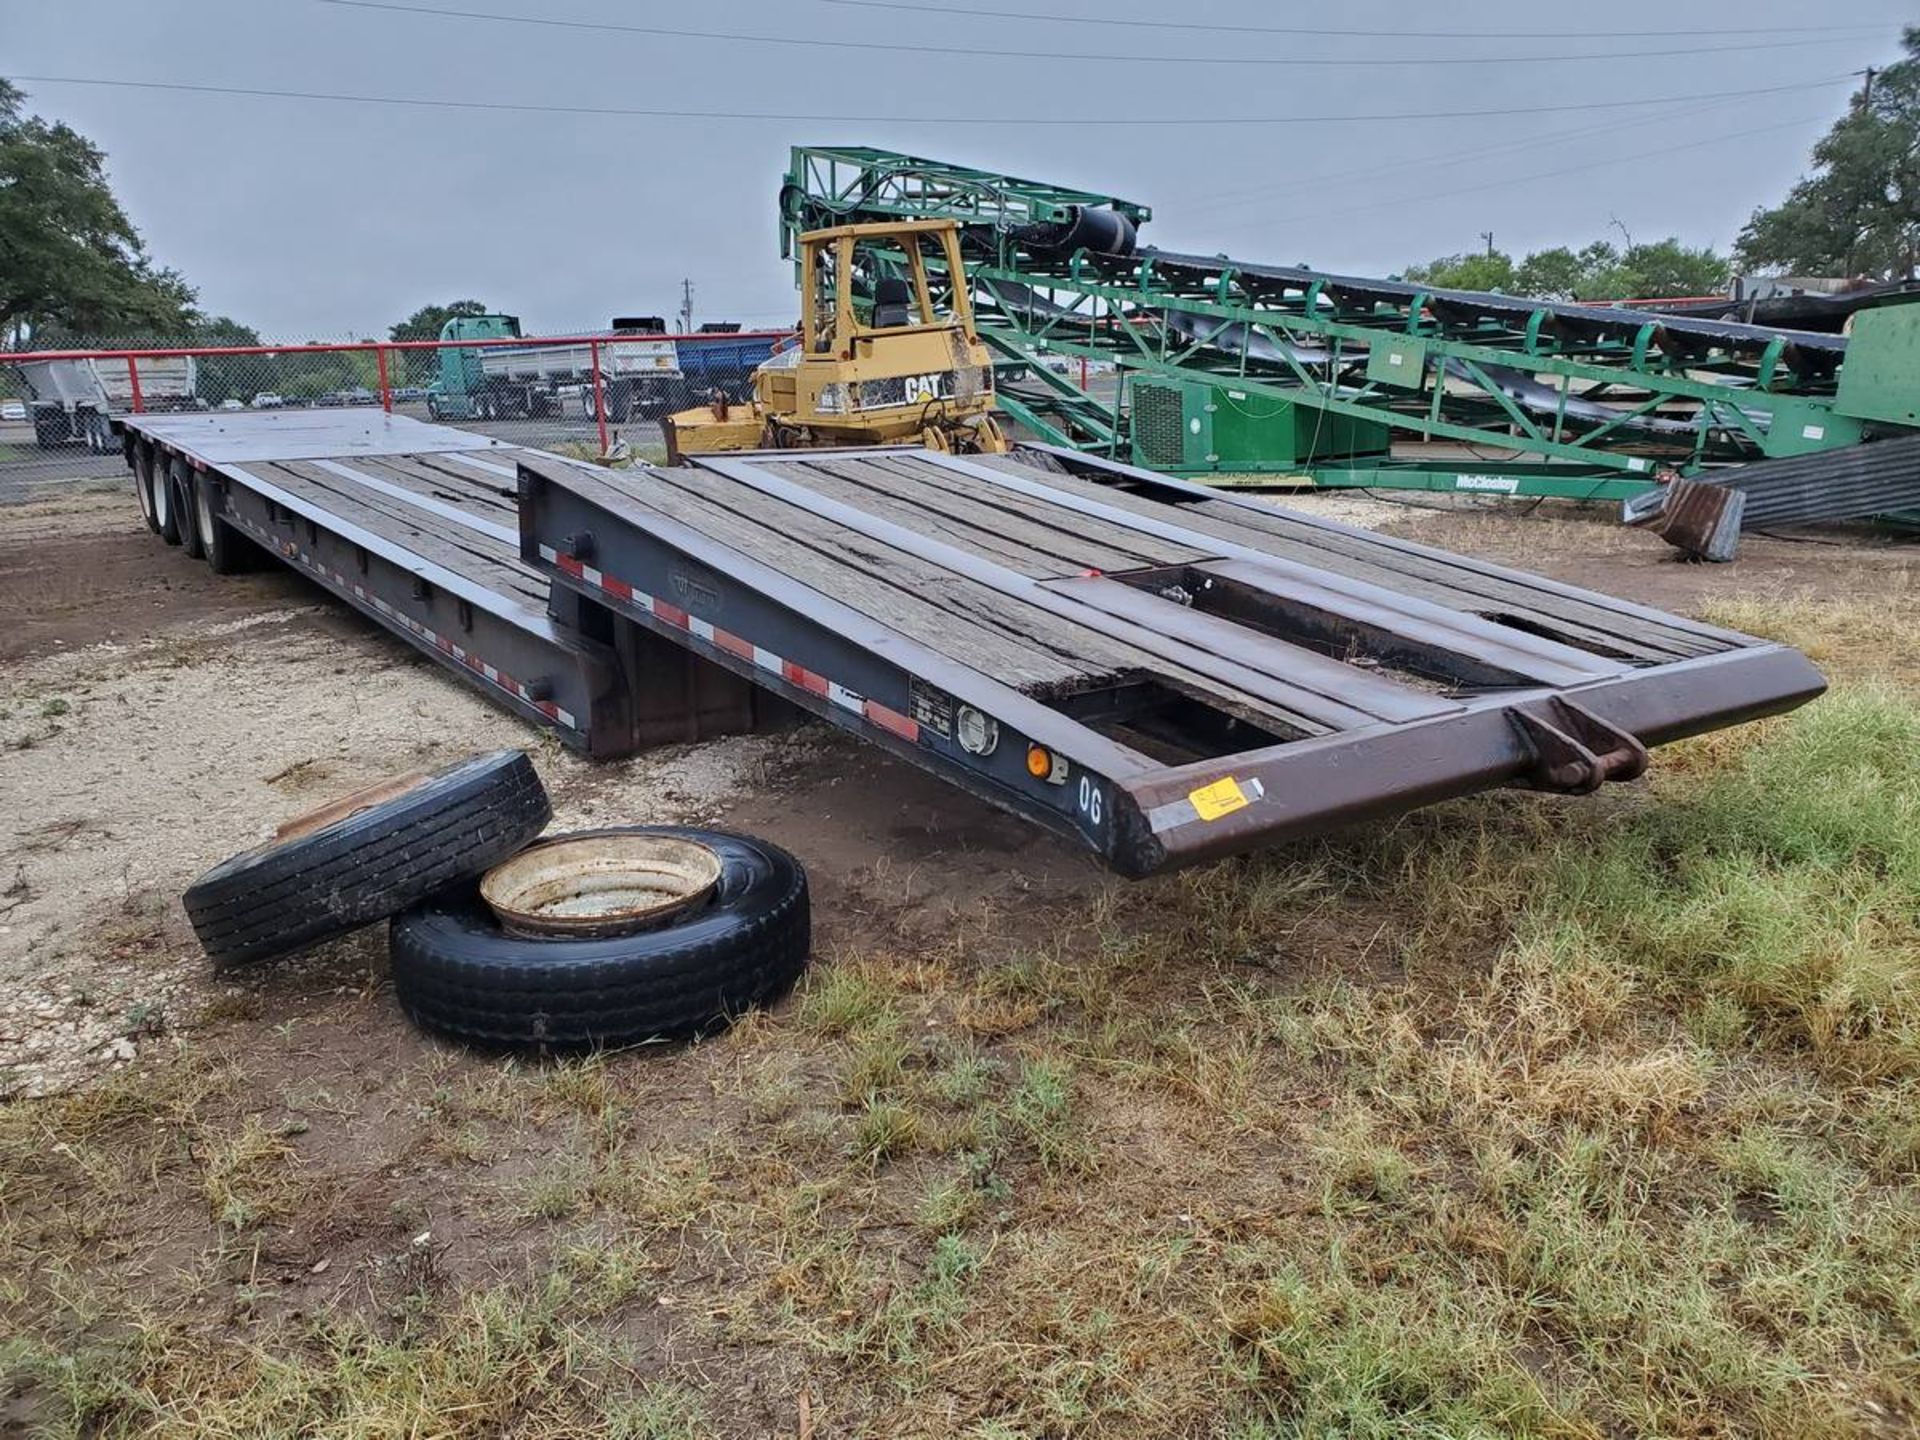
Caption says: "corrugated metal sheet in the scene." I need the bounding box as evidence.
[1722,432,1920,528]
[1629,434,1920,560]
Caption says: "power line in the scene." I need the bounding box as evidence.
[6,73,1855,128]
[814,0,1890,42]
[1242,113,1829,233]
[314,0,1878,68]
[1183,93,1760,216]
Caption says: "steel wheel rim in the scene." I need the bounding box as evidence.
[134,456,156,526]
[480,832,723,939]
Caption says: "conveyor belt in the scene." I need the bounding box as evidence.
[1144,249,1850,360]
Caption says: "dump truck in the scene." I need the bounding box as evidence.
[425,315,785,424]
[15,353,197,451]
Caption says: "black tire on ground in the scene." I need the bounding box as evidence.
[182,749,553,970]
[389,826,810,1049]
[133,441,160,534]
[194,471,251,574]
[153,456,182,545]
[172,463,206,561]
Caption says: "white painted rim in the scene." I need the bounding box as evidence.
[195,475,216,549]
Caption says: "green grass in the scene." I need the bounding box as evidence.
[4,607,1920,1436]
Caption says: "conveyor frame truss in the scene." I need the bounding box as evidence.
[783,147,1869,497]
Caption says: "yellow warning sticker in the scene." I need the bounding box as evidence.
[1188,776,1250,822]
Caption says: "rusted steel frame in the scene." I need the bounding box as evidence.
[1115,646,1824,872]
[1042,575,1455,723]
[521,454,1823,877]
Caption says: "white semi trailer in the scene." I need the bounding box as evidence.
[15,354,198,451]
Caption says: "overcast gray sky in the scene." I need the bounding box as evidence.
[5,0,1911,337]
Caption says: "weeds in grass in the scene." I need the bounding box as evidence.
[851,1096,919,1165]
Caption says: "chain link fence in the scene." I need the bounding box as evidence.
[0,325,793,504]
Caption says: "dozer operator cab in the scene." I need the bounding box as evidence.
[666,218,1007,459]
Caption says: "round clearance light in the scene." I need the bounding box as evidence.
[1026,744,1053,779]
[956,705,999,757]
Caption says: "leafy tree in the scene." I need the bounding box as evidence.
[390,300,492,382]
[1406,237,1728,301]
[1404,251,1517,292]
[1513,245,1594,300]
[388,299,493,343]
[0,81,196,341]
[1737,30,1920,279]
[1583,240,1731,300]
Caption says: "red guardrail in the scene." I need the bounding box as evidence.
[6,331,798,453]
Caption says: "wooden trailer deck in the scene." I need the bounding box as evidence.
[517,442,1826,873]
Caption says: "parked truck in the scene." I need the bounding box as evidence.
[425,315,786,424]
[15,354,198,451]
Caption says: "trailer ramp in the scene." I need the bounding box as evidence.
[518,443,1824,876]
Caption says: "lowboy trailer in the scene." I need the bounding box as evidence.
[120,409,1822,877]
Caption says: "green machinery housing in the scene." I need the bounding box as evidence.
[779,146,1920,499]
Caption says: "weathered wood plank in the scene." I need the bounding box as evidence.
[266,462,547,608]
[976,454,1712,661]
[768,453,1206,574]
[547,461,1327,733]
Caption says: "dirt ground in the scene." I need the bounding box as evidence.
[4,477,1918,1436]
[3,484,1914,1099]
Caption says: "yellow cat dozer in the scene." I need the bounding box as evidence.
[664,218,1008,461]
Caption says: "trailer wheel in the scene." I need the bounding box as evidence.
[194,471,251,575]
[171,462,206,561]
[132,442,161,534]
[388,826,810,1049]
[182,749,553,970]
[152,456,182,545]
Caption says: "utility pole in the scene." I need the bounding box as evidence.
[678,279,695,334]
[1480,230,1495,258]
[1858,66,1877,107]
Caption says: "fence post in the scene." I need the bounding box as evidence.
[377,345,392,414]
[591,340,608,455]
[126,356,145,413]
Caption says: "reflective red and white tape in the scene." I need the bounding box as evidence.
[539,544,919,743]
[235,513,578,730]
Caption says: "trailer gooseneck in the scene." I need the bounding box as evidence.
[119,409,1821,877]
